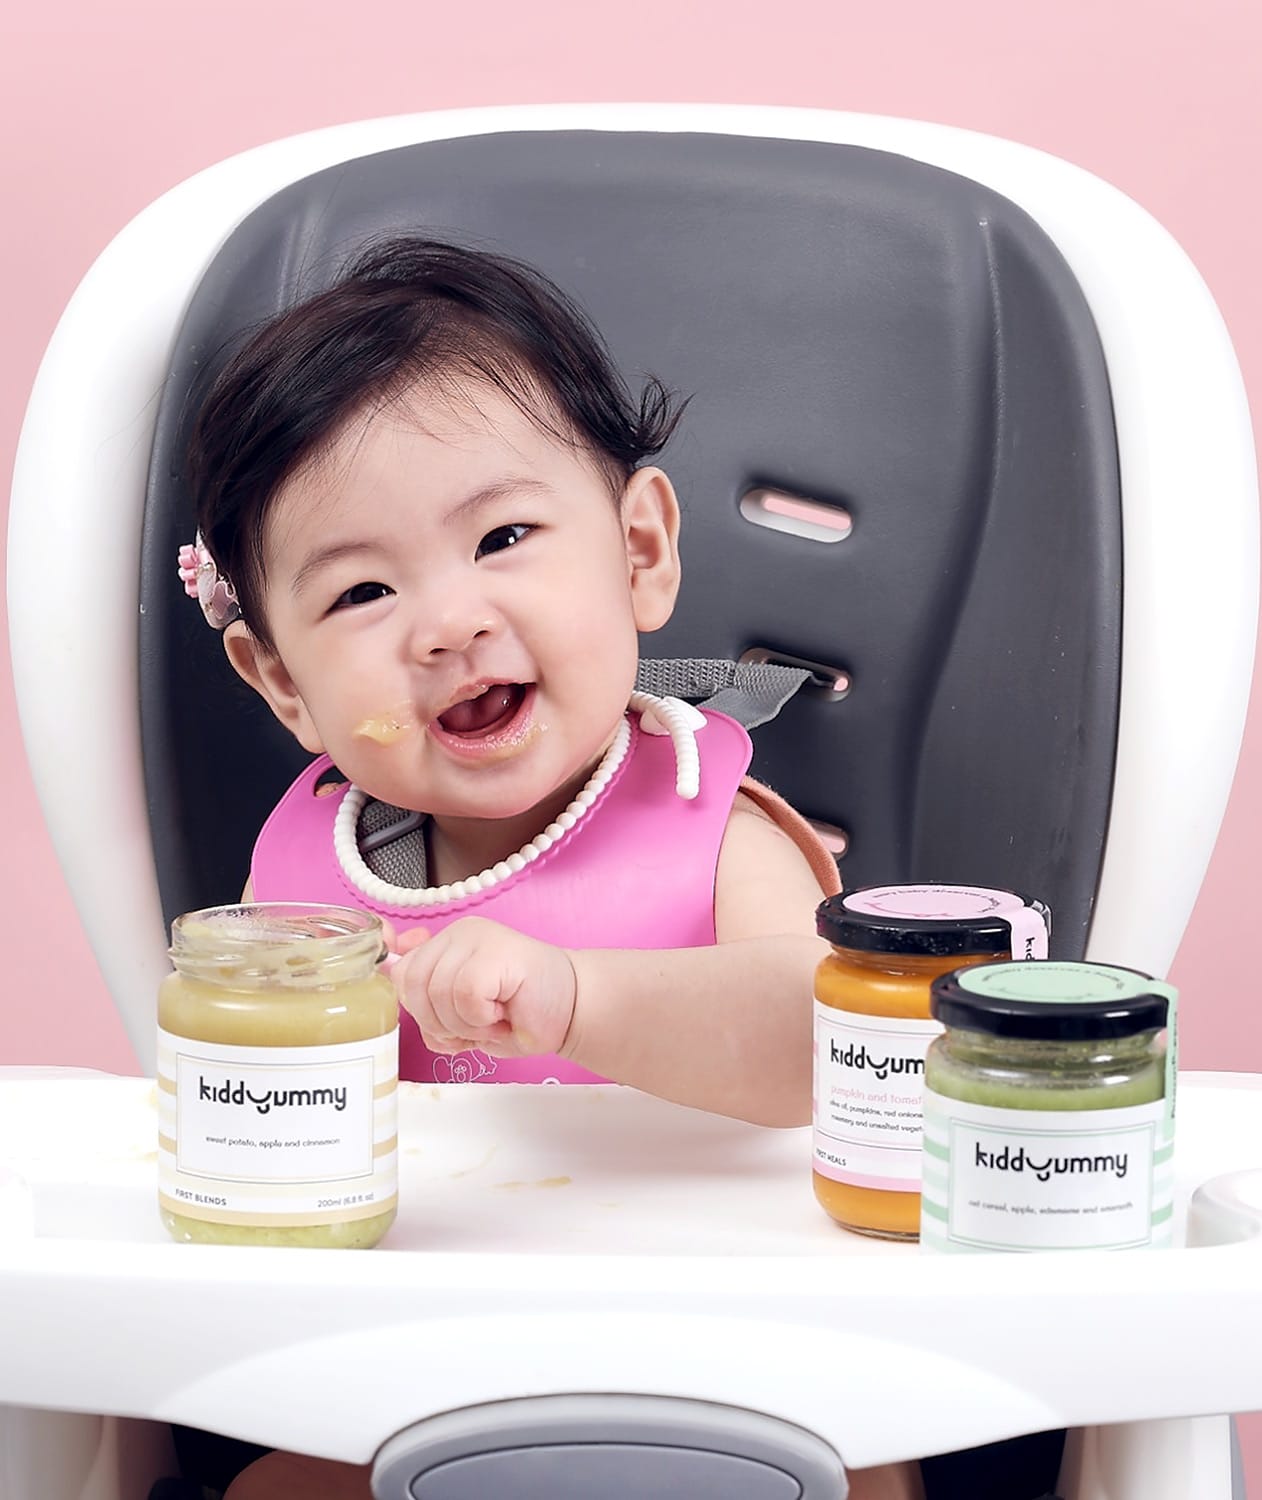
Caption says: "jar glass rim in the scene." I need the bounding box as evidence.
[168,903,385,980]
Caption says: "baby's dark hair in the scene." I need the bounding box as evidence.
[187,236,685,646]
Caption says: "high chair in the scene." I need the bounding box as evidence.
[4,105,1260,1500]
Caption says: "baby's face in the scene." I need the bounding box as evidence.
[251,381,670,823]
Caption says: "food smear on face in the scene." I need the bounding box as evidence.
[355,704,418,744]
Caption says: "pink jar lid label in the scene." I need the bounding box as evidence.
[842,884,1049,960]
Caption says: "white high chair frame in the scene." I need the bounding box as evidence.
[3,105,1260,1500]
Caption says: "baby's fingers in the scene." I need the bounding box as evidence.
[391,919,550,1057]
[432,944,514,1034]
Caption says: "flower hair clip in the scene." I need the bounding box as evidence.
[177,532,241,630]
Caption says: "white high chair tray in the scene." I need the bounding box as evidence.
[1,1072,1260,1468]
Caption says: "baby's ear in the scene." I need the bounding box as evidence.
[223,623,326,755]
[622,466,681,633]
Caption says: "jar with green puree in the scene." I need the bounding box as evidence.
[921,961,1177,1253]
[157,903,399,1247]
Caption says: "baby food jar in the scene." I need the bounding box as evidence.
[157,903,399,1247]
[813,885,1049,1240]
[921,960,1177,1253]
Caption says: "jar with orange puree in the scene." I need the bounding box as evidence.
[812,885,1049,1239]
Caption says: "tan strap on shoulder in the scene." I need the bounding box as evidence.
[737,777,842,898]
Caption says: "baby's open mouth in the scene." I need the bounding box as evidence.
[436,683,528,738]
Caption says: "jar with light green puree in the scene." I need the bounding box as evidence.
[157,904,399,1247]
[920,961,1177,1253]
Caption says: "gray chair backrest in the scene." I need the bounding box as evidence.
[140,130,1119,956]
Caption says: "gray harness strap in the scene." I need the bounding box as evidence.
[634,658,813,730]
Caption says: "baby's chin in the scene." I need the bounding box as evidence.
[345,774,559,826]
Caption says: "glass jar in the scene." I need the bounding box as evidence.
[157,903,399,1247]
[812,885,1049,1240]
[921,960,1177,1252]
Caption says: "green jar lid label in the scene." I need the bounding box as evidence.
[956,960,1166,1004]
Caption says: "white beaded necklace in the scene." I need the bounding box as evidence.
[332,691,702,910]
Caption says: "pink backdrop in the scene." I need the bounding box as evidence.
[3,0,1260,1473]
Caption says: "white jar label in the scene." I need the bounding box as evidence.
[157,1027,398,1226]
[921,1088,1172,1252]
[812,1004,942,1191]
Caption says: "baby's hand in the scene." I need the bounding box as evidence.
[391,917,578,1059]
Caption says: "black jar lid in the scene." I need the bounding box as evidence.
[816,885,1049,957]
[931,960,1172,1040]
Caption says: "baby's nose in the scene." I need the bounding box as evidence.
[408,593,498,658]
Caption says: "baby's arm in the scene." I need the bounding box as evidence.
[395,793,831,1127]
[564,791,829,1125]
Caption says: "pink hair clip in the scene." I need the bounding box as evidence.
[177,532,241,630]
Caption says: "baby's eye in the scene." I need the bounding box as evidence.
[476,523,534,559]
[332,581,393,610]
